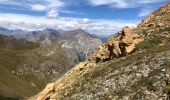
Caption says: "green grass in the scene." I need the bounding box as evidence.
[0,34,39,50]
[0,44,74,99]
[0,34,44,99]
[0,34,53,99]
[136,35,163,50]
[0,48,42,98]
[166,86,170,92]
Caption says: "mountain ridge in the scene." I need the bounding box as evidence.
[28,29,102,63]
[0,27,103,63]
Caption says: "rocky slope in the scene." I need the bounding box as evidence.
[29,3,170,100]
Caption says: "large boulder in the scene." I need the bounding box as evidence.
[90,26,143,62]
[91,44,110,62]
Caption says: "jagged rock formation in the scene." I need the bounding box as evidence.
[90,26,143,63]
[29,3,170,100]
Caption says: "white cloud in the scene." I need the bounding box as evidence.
[87,0,167,8]
[60,10,85,15]
[45,0,64,8]
[0,0,22,6]
[0,13,139,36]
[82,18,89,23]
[0,0,65,17]
[31,4,47,11]
[47,10,59,19]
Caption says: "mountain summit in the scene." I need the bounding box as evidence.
[29,3,170,100]
[28,29,102,63]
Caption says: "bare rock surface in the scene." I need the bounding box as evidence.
[90,26,143,62]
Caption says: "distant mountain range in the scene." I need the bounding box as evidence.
[0,34,39,50]
[0,27,103,63]
[28,29,102,63]
[0,28,103,99]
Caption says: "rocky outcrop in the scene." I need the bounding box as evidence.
[135,3,170,37]
[90,26,143,62]
[31,83,55,100]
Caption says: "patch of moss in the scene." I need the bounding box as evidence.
[137,36,163,50]
[166,86,170,93]
[163,60,170,67]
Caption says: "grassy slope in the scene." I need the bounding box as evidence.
[0,34,39,50]
[0,34,42,99]
[0,49,41,99]
[0,34,75,99]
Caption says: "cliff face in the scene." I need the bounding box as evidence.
[29,3,170,100]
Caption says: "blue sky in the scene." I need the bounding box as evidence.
[0,0,169,36]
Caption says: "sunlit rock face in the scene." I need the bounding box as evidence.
[90,26,143,63]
